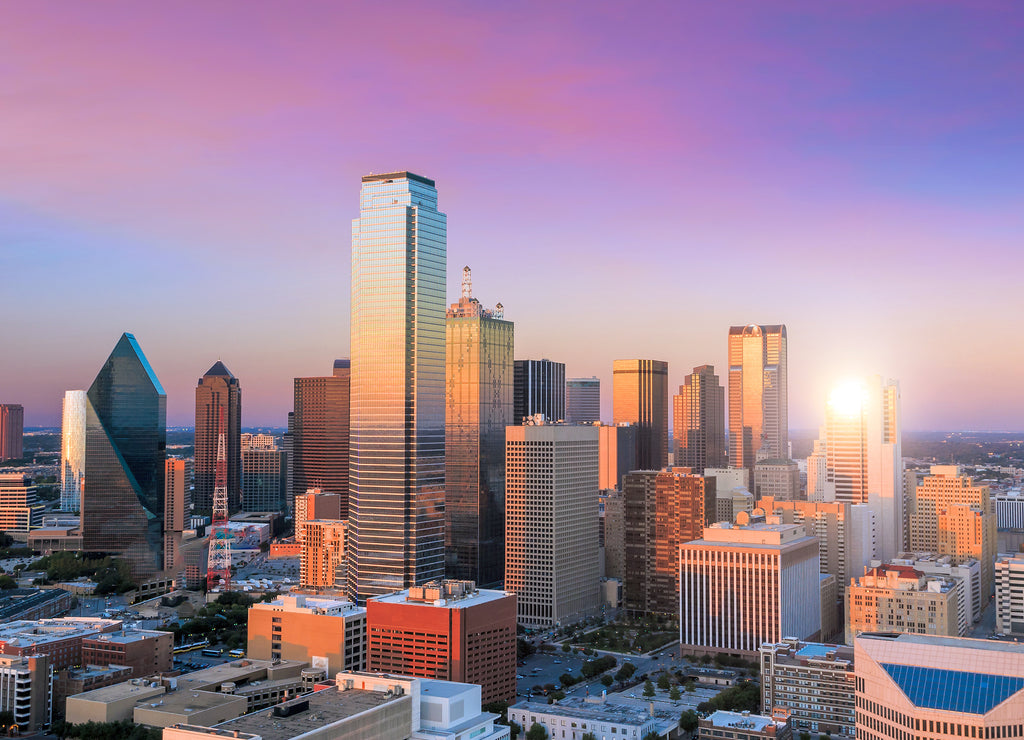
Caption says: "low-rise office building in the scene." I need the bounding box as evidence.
[247,594,366,674]
[698,710,791,740]
[509,696,662,740]
[996,553,1024,636]
[846,564,964,644]
[0,654,52,733]
[164,671,509,740]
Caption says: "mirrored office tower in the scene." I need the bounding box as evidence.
[728,324,788,473]
[445,267,513,586]
[60,390,87,512]
[348,172,447,602]
[82,333,167,577]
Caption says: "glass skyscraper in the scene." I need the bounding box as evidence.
[60,390,87,512]
[82,333,167,577]
[513,359,565,424]
[728,324,788,473]
[348,171,446,601]
[612,359,669,471]
[445,267,513,587]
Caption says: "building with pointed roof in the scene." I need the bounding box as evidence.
[81,333,167,577]
[194,360,241,514]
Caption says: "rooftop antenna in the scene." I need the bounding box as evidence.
[461,266,472,301]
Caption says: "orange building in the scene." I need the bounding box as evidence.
[293,489,341,544]
[247,594,366,674]
[366,580,516,704]
[300,519,347,589]
[81,629,173,678]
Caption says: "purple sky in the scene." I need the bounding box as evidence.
[2,1,1022,431]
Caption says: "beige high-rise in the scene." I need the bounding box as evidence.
[505,421,600,627]
[673,365,725,474]
[728,325,787,473]
[909,465,996,602]
[612,359,668,471]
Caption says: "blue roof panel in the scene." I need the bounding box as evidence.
[881,663,1024,715]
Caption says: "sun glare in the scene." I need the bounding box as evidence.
[828,380,867,417]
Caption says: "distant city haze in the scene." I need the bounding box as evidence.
[2,3,1021,431]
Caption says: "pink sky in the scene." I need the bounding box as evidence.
[1,2,1022,431]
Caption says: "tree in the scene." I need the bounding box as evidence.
[670,685,681,701]
[643,679,655,697]
[0,710,15,727]
[526,722,548,740]
[600,674,613,687]
[0,575,17,589]
[643,733,661,740]
[562,643,571,652]
[582,734,597,740]
[799,733,811,740]
[679,710,699,734]
[658,672,671,690]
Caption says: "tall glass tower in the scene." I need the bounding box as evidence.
[728,324,788,473]
[445,266,513,587]
[60,390,87,512]
[82,333,167,577]
[348,171,447,601]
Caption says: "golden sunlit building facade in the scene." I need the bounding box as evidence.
[846,564,964,644]
[300,518,348,589]
[445,267,513,587]
[673,364,725,474]
[728,324,787,474]
[613,359,668,471]
[909,465,996,604]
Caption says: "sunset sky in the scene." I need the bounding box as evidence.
[2,1,1022,431]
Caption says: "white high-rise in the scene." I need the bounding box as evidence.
[811,376,903,561]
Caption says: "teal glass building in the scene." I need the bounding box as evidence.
[82,333,167,577]
[348,172,447,601]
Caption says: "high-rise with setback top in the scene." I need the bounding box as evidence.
[613,359,668,471]
[673,364,725,474]
[348,171,446,602]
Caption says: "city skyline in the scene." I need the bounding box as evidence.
[3,3,1023,432]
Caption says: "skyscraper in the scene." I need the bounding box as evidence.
[505,421,600,627]
[348,171,446,602]
[812,376,903,561]
[673,364,725,474]
[60,390,87,512]
[240,434,285,512]
[728,324,788,472]
[194,361,241,515]
[445,267,513,587]
[513,359,565,424]
[164,457,191,572]
[566,377,600,423]
[292,361,351,515]
[612,359,669,471]
[81,333,166,577]
[0,404,24,462]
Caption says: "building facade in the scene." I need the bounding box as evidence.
[163,457,191,572]
[59,391,86,512]
[445,267,513,587]
[367,580,516,704]
[0,404,24,462]
[513,359,565,424]
[621,468,710,616]
[505,422,600,627]
[0,654,51,733]
[240,434,285,512]
[349,172,446,602]
[0,474,44,533]
[598,423,637,491]
[854,632,1024,740]
[673,364,726,474]
[728,324,788,474]
[613,359,669,471]
[566,377,601,423]
[846,564,964,644]
[754,459,801,501]
[247,594,366,674]
[300,519,348,589]
[909,465,996,604]
[193,362,241,515]
[679,521,820,656]
[509,697,661,740]
[291,360,350,515]
[995,554,1024,636]
[81,333,166,577]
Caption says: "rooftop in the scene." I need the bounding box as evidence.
[208,687,405,740]
[705,711,777,732]
[859,632,1024,655]
[370,581,512,610]
[361,171,435,187]
[0,617,122,647]
[511,697,652,726]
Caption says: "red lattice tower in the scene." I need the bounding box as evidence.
[206,407,232,591]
